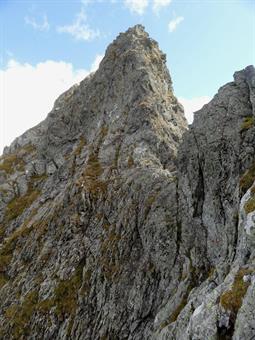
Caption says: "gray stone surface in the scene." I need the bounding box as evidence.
[0,25,254,339]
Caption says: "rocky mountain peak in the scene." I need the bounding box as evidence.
[96,24,176,115]
[103,24,166,69]
[5,25,186,168]
[0,26,254,340]
[233,64,255,84]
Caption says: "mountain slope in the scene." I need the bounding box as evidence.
[0,25,187,339]
[0,25,254,340]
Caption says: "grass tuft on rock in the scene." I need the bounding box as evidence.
[5,291,39,340]
[0,154,25,174]
[0,143,36,175]
[240,116,255,131]
[240,162,255,193]
[74,137,86,157]
[220,268,252,314]
[54,259,85,316]
[5,190,40,223]
[3,174,46,223]
[83,152,108,195]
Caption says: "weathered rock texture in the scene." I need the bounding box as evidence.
[155,64,255,340]
[0,25,254,340]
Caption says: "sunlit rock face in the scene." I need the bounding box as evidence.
[0,25,254,339]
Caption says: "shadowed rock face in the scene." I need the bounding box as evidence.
[0,25,254,339]
[157,64,255,340]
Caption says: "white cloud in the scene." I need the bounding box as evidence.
[24,14,50,31]
[178,96,211,124]
[90,54,104,72]
[153,0,172,14]
[57,8,100,41]
[0,55,103,153]
[168,16,184,32]
[124,0,148,15]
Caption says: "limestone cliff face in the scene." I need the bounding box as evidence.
[0,25,254,340]
[156,65,255,340]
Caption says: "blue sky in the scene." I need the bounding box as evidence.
[0,0,255,152]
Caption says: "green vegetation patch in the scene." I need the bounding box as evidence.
[127,155,134,168]
[5,291,39,340]
[0,143,36,175]
[5,189,40,223]
[74,137,86,157]
[240,162,255,193]
[4,174,46,223]
[240,116,255,131]
[160,296,188,330]
[0,154,25,174]
[220,268,253,314]
[37,264,88,318]
[21,144,36,155]
[79,125,109,196]
[244,194,255,214]
[244,186,255,214]
[54,268,82,316]
[0,198,41,274]
[100,227,121,281]
[160,283,193,330]
[0,220,34,273]
[0,273,8,288]
[83,152,108,195]
[4,260,88,338]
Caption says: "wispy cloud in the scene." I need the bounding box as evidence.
[124,0,148,15]
[168,16,184,32]
[24,14,50,32]
[153,0,172,14]
[57,8,100,42]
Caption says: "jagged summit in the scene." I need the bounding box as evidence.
[5,25,186,158]
[103,24,166,74]
[0,26,255,340]
[0,27,188,339]
[234,64,255,83]
[104,24,160,59]
[3,25,187,187]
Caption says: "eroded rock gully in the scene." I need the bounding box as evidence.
[0,25,254,339]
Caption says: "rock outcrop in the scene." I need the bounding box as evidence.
[156,64,255,340]
[0,25,254,339]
